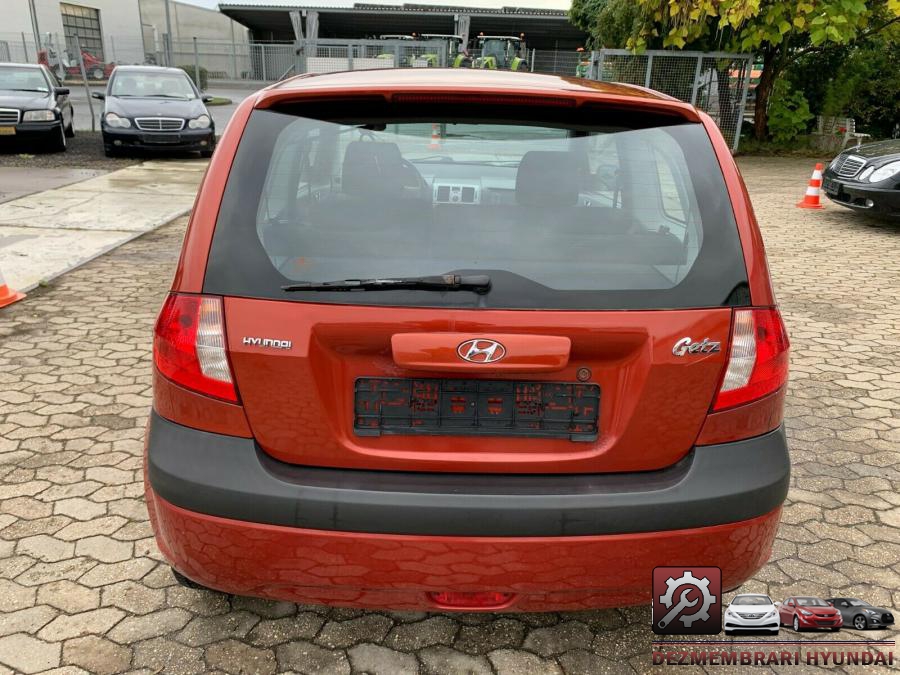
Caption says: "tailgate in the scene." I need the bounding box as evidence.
[224,298,731,474]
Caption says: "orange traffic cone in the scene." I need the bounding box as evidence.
[797,163,825,209]
[428,123,441,150]
[0,265,24,309]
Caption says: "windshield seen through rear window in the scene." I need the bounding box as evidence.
[204,102,748,310]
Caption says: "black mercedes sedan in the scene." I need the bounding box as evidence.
[822,139,900,217]
[0,62,73,152]
[825,598,895,631]
[93,65,215,157]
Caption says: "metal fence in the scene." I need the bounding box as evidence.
[1,32,752,149]
[590,49,753,151]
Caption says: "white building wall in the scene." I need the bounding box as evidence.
[139,0,250,43]
[1,0,145,64]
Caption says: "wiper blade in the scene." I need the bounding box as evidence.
[283,274,491,293]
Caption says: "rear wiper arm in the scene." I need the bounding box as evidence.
[283,274,491,293]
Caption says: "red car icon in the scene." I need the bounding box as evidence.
[778,597,843,631]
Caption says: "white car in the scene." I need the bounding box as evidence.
[724,594,780,635]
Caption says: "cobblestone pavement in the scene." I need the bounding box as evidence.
[0,157,898,674]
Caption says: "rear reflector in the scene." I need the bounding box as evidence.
[427,591,515,610]
[154,294,237,402]
[712,308,789,411]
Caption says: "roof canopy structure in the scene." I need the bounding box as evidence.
[218,1,587,49]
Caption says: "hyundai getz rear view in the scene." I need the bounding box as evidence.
[145,70,790,612]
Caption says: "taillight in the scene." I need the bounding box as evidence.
[712,308,789,411]
[153,293,237,402]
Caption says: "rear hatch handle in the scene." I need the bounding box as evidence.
[392,333,571,373]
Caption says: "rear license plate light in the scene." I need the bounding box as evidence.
[354,377,600,441]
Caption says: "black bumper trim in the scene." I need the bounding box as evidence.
[146,411,789,537]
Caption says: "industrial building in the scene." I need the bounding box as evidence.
[219,1,588,51]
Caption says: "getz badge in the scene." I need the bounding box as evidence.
[672,337,721,357]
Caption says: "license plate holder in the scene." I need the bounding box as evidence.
[354,377,600,441]
[142,133,181,144]
[0,126,16,136]
[823,176,838,195]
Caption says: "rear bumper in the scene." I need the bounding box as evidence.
[145,412,789,610]
[146,412,789,537]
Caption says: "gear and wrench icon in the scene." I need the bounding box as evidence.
[659,570,717,628]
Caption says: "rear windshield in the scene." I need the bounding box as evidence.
[204,101,749,310]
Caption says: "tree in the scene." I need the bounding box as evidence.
[571,0,900,140]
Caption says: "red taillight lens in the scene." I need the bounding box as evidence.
[153,293,237,402]
[427,591,515,609]
[712,308,789,411]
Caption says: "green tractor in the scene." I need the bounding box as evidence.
[474,35,528,71]
[376,34,414,66]
[417,34,470,68]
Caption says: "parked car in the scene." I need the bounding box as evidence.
[724,594,781,635]
[822,140,900,217]
[144,69,791,612]
[826,598,895,631]
[778,596,842,632]
[93,65,215,157]
[0,62,73,152]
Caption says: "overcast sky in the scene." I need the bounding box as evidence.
[178,0,572,10]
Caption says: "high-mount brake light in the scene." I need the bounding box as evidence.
[392,93,576,107]
[712,308,789,411]
[153,294,238,402]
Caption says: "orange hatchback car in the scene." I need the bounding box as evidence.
[145,69,790,612]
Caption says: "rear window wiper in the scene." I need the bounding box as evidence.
[283,274,491,293]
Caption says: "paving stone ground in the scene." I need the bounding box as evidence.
[0,157,898,674]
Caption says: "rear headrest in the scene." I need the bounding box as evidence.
[516,150,580,207]
[342,141,407,196]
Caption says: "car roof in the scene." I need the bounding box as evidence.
[112,65,187,75]
[258,69,697,119]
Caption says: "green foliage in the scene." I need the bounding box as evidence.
[789,23,900,137]
[179,64,208,91]
[767,79,814,143]
[570,0,643,48]
[626,0,877,52]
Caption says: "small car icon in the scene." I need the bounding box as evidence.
[778,596,842,632]
[724,594,780,635]
[826,598,896,631]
